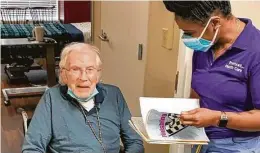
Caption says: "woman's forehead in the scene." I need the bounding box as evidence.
[175,16,203,31]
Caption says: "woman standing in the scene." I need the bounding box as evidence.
[163,1,260,153]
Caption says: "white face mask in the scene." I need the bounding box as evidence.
[67,87,99,102]
[182,16,220,52]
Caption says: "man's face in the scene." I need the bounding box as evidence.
[63,50,100,98]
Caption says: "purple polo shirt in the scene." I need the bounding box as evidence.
[192,18,260,139]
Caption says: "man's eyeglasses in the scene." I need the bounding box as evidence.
[63,66,100,76]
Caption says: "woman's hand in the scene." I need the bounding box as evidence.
[180,108,221,128]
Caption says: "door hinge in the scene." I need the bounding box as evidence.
[174,71,179,93]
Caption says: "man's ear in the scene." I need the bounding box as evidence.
[60,69,68,84]
[97,70,102,83]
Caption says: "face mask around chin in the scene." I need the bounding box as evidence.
[67,87,99,102]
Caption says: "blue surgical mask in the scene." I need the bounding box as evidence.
[67,87,99,102]
[182,17,220,52]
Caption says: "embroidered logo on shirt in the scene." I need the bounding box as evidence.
[225,61,244,72]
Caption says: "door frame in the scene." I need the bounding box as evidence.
[174,31,193,98]
[170,32,193,153]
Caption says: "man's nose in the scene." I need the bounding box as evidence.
[79,71,89,81]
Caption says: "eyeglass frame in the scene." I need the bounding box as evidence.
[62,66,101,77]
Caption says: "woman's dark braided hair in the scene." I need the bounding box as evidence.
[163,1,232,24]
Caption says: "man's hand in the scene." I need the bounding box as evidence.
[180,108,221,128]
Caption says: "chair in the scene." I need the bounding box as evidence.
[17,108,31,134]
[0,7,28,24]
[29,6,55,24]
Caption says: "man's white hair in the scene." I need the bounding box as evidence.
[59,42,102,85]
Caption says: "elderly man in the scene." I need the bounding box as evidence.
[22,43,144,153]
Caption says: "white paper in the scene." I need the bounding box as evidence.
[139,97,209,142]
[140,97,200,118]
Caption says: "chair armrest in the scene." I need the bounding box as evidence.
[17,108,29,133]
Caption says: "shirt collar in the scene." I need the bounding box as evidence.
[231,18,254,51]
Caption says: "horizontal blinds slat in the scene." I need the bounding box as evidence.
[1,0,58,20]
[1,0,57,8]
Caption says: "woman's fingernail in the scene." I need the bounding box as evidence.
[181,111,188,114]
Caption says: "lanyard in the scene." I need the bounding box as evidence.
[79,104,107,153]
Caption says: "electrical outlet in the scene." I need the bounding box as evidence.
[162,28,168,48]
[161,28,173,50]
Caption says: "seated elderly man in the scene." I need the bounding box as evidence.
[22,43,144,153]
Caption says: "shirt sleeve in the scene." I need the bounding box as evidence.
[116,88,144,153]
[22,90,52,153]
[249,62,260,109]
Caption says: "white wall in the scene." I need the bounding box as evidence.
[231,1,260,28]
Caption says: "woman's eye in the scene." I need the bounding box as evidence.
[184,32,192,36]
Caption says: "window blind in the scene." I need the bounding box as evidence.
[1,0,58,21]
